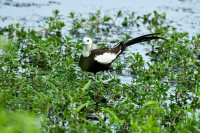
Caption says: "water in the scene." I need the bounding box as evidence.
[1,0,200,34]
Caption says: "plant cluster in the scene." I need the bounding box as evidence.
[68,10,166,39]
[0,9,200,132]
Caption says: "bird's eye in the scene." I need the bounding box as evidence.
[87,40,89,42]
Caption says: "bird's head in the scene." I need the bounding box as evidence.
[82,37,94,57]
[83,37,93,48]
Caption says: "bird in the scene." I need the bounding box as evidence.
[79,33,166,82]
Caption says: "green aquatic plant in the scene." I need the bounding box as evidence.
[0,108,42,133]
[0,35,16,52]
[0,9,200,132]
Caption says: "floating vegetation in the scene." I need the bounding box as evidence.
[0,9,200,132]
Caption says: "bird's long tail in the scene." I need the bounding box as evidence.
[121,33,166,50]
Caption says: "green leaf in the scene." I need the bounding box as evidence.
[131,120,141,132]
[81,80,91,92]
[161,12,166,18]
[96,115,105,125]
[81,118,93,126]
[69,12,75,18]
[143,101,159,108]
[103,16,112,22]
[27,85,42,98]
[175,120,183,131]
[117,10,122,17]
[102,108,124,124]
[75,103,88,113]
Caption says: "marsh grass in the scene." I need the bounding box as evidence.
[0,9,200,132]
[0,35,16,52]
[0,108,42,133]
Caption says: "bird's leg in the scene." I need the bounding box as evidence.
[100,71,114,83]
[91,73,99,82]
[91,71,114,83]
[108,71,114,79]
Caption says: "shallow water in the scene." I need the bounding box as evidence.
[1,0,200,34]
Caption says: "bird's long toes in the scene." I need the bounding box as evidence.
[101,78,113,84]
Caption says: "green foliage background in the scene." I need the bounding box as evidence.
[0,10,200,132]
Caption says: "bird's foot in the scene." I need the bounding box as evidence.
[100,77,114,84]
[91,76,99,82]
[92,77,114,84]
[91,71,114,84]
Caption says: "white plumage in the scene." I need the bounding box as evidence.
[94,50,121,64]
[82,37,93,57]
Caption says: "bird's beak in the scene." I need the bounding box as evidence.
[81,41,86,46]
[80,41,86,50]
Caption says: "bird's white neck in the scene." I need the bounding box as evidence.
[82,42,93,57]
[82,45,91,57]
